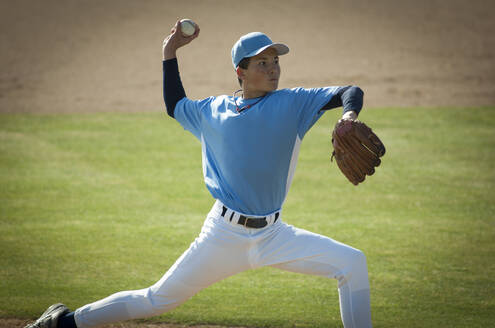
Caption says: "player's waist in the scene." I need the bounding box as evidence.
[212,200,281,229]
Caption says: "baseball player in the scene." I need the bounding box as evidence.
[26,21,372,328]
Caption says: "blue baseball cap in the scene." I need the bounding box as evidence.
[231,32,289,68]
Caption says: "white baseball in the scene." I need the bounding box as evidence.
[180,19,196,37]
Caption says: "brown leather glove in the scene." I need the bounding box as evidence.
[331,120,386,185]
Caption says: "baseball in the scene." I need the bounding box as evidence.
[180,19,196,37]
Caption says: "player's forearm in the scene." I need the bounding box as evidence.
[162,33,180,61]
[163,47,177,60]
[163,58,186,118]
[342,86,363,115]
[322,86,364,116]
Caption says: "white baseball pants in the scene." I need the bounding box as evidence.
[74,201,372,328]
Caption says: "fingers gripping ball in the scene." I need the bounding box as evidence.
[180,19,197,37]
[331,120,386,185]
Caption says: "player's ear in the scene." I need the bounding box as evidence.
[236,66,245,82]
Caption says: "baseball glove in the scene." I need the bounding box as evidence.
[331,119,386,185]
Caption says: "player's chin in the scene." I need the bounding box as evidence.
[267,79,279,91]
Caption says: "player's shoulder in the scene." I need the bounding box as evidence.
[272,87,303,95]
[269,87,320,100]
[262,88,314,105]
[284,86,342,100]
[272,87,331,97]
[209,94,234,109]
[265,88,302,100]
[285,86,340,93]
[181,95,226,108]
[211,94,231,103]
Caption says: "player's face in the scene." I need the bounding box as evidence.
[239,47,280,98]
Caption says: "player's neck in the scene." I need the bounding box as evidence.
[242,88,269,99]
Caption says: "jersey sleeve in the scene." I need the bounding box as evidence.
[174,96,214,140]
[290,87,339,138]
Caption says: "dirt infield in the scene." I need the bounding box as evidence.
[1,0,494,114]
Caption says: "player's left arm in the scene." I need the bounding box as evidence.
[321,85,363,121]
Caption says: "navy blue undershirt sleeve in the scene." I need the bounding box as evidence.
[163,58,186,118]
[321,85,364,115]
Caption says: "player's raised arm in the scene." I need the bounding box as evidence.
[162,20,200,118]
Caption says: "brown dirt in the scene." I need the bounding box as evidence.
[1,0,494,115]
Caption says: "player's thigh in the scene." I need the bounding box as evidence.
[260,222,365,278]
[151,216,252,295]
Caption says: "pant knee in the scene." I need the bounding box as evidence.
[351,249,367,269]
[143,277,200,317]
[142,287,188,316]
[337,248,369,290]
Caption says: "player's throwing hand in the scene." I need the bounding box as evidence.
[163,20,200,60]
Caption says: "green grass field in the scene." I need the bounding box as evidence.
[1,107,494,327]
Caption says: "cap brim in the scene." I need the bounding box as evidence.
[246,43,290,58]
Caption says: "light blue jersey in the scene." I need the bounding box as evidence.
[174,87,339,215]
